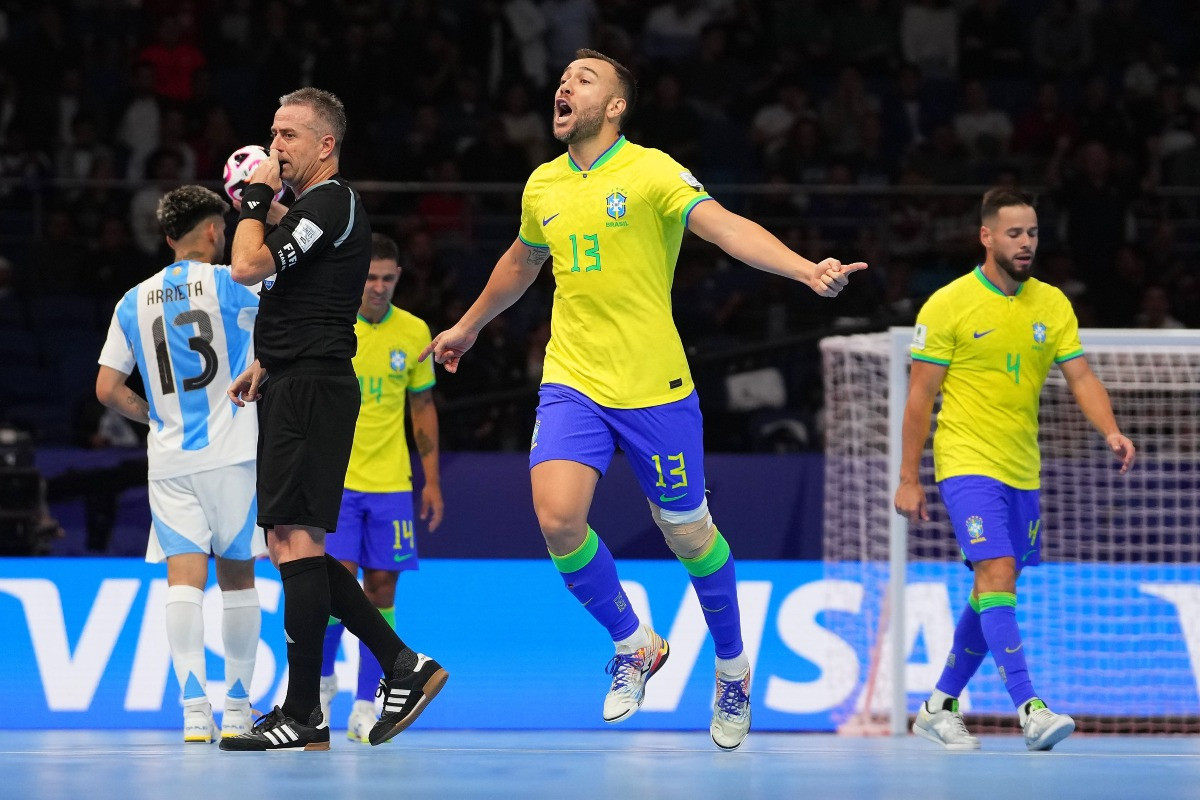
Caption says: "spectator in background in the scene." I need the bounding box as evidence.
[900,0,958,80]
[137,15,206,105]
[821,67,882,157]
[633,73,701,165]
[775,117,827,184]
[117,62,161,179]
[1135,284,1186,330]
[1011,82,1077,167]
[128,148,184,258]
[906,121,972,185]
[690,24,749,120]
[643,0,711,63]
[1091,0,1151,74]
[953,79,1013,162]
[958,0,1025,80]
[832,0,898,75]
[1124,40,1179,111]
[543,0,597,74]
[503,0,548,88]
[1030,0,1092,78]
[499,83,548,168]
[751,83,814,162]
[1074,73,1137,159]
[769,0,833,66]
[56,113,114,184]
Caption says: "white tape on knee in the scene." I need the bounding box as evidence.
[650,498,715,560]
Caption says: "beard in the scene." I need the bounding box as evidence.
[996,251,1034,283]
[553,103,606,144]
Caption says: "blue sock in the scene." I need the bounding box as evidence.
[550,527,639,642]
[321,618,343,677]
[356,606,392,701]
[681,530,743,659]
[978,592,1036,708]
[935,595,989,698]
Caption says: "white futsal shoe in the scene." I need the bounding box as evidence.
[710,668,751,750]
[318,673,337,728]
[221,701,253,739]
[602,627,670,723]
[912,697,981,750]
[1021,699,1075,751]
[346,700,377,744]
[184,703,217,744]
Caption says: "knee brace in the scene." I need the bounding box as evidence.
[649,498,716,560]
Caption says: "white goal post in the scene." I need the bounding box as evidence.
[821,328,1200,736]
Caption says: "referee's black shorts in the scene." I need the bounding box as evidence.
[256,359,359,532]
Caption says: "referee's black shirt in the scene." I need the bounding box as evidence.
[254,176,370,370]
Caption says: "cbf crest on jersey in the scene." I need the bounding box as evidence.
[967,515,986,544]
[1033,322,1047,344]
[390,348,407,372]
[606,190,627,220]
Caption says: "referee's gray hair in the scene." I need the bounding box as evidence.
[156,185,228,241]
[279,87,347,155]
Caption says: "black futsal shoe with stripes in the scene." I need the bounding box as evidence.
[368,653,449,746]
[219,705,330,752]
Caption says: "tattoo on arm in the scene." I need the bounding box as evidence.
[525,247,550,268]
[123,389,150,423]
[410,390,432,410]
[414,429,435,458]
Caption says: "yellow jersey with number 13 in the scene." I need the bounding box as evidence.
[518,136,712,409]
[344,306,436,493]
[911,267,1084,489]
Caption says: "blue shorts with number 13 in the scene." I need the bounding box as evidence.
[529,383,706,514]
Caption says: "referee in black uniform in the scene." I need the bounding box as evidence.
[221,88,447,752]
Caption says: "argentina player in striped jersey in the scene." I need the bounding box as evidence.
[96,185,265,744]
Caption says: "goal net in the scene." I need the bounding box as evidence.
[821,328,1200,735]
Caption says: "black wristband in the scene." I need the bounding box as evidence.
[239,183,274,223]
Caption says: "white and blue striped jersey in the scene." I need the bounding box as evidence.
[99,261,260,480]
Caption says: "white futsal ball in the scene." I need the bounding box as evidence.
[222,145,284,203]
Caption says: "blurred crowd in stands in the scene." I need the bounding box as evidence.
[0,0,1197,453]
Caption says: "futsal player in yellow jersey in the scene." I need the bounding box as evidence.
[894,188,1136,752]
[319,233,444,742]
[422,48,866,750]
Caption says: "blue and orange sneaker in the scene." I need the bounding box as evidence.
[602,627,670,723]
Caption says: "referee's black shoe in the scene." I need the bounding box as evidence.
[219,706,330,752]
[369,653,449,746]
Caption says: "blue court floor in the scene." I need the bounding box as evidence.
[4,730,1199,800]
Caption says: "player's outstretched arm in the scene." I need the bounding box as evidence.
[685,199,867,297]
[96,365,150,425]
[1060,356,1136,474]
[409,388,444,532]
[894,359,947,523]
[419,237,547,373]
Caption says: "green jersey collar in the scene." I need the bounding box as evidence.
[567,135,627,173]
[358,305,393,325]
[974,265,1024,296]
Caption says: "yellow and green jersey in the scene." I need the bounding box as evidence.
[911,267,1084,489]
[344,306,435,493]
[518,135,712,408]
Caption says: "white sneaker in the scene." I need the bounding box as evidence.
[221,701,253,739]
[912,698,981,750]
[183,703,217,744]
[602,628,670,723]
[346,699,377,744]
[1021,699,1075,751]
[319,673,338,728]
[710,668,751,750]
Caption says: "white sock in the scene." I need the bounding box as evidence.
[221,588,260,708]
[614,623,650,653]
[929,689,955,712]
[166,585,207,706]
[715,652,750,681]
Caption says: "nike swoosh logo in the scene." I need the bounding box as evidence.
[973,329,996,338]
[542,213,559,225]
[581,597,594,607]
[659,493,686,502]
[1005,643,1023,654]
[700,604,729,613]
[393,553,414,563]
[964,648,986,656]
